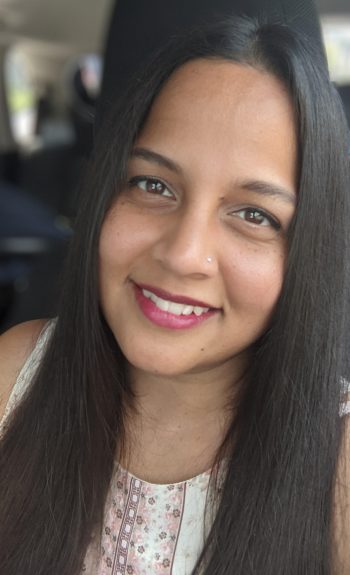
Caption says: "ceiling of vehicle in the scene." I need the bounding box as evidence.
[0,0,348,55]
[0,0,113,52]
[0,0,348,104]
[316,0,349,12]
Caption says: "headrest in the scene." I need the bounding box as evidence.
[96,0,323,131]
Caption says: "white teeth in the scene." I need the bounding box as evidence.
[156,298,169,312]
[182,305,194,315]
[143,289,153,298]
[141,289,209,316]
[194,306,207,316]
[168,302,186,315]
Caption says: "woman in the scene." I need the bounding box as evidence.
[0,15,349,575]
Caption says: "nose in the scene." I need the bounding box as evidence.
[152,208,218,278]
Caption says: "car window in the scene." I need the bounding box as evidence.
[4,47,37,146]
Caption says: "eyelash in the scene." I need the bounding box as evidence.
[233,208,281,230]
[127,176,281,230]
[128,176,174,198]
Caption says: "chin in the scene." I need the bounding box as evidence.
[124,350,189,378]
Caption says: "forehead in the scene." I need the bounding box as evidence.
[144,58,295,130]
[136,59,297,187]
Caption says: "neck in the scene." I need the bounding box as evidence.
[118,357,246,483]
[127,356,246,429]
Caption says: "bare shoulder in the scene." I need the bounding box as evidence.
[333,415,350,571]
[0,319,48,419]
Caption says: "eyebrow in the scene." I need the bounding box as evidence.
[131,147,296,205]
[131,147,183,175]
[239,180,296,206]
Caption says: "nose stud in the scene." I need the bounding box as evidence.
[207,256,213,263]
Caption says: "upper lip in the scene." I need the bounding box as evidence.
[134,282,218,309]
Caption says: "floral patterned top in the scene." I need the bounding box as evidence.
[82,464,211,575]
[0,321,214,575]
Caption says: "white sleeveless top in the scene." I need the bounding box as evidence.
[1,321,350,574]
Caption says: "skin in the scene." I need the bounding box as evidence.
[98,59,298,482]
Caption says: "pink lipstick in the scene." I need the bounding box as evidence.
[136,283,214,308]
[133,283,218,330]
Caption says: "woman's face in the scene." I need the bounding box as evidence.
[99,59,297,380]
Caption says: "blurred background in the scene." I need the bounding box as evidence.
[0,0,349,332]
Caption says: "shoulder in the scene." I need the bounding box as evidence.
[0,319,48,420]
[333,413,350,570]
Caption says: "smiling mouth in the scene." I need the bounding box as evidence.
[132,282,219,329]
[141,288,210,316]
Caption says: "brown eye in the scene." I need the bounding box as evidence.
[235,208,280,230]
[245,209,267,225]
[129,177,174,198]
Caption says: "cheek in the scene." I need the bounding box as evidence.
[99,207,155,272]
[223,245,285,310]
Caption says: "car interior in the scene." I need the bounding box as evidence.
[0,0,349,332]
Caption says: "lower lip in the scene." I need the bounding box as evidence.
[134,285,217,330]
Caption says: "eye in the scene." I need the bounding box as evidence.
[234,208,281,230]
[128,176,174,198]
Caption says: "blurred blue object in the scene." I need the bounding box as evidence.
[0,182,69,239]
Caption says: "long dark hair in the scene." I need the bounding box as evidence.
[1,16,349,575]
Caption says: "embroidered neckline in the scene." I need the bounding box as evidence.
[115,462,212,488]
